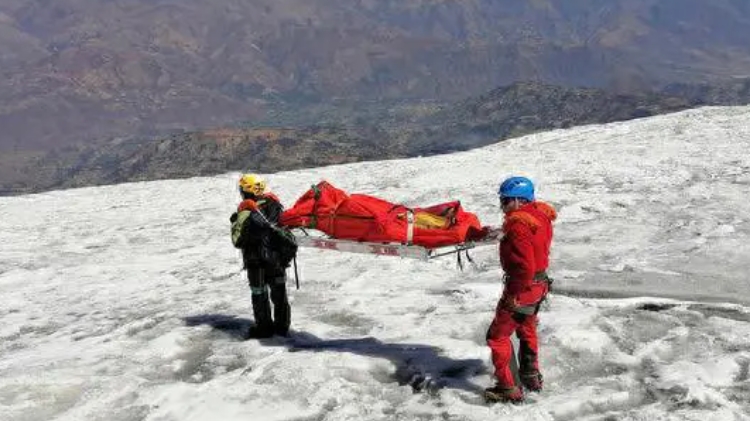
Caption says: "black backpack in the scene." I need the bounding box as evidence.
[231,208,297,269]
[271,228,298,268]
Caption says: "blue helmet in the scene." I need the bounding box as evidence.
[498,176,535,201]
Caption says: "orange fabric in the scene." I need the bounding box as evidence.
[263,192,281,203]
[280,181,483,248]
[503,211,540,232]
[533,201,557,222]
[238,193,282,212]
[238,199,258,212]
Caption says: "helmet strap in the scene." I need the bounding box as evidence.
[240,191,257,200]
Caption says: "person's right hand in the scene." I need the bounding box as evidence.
[481,225,503,240]
[499,294,518,312]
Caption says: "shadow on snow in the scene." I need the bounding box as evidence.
[183,313,487,394]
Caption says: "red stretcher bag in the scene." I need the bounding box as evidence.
[280,181,485,249]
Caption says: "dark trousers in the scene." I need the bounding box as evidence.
[247,266,291,336]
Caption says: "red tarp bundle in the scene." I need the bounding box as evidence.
[280,181,485,249]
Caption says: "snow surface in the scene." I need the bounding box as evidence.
[1,106,750,421]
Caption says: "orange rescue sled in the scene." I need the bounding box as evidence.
[280,181,495,261]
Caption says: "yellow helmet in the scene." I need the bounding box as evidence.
[238,173,267,196]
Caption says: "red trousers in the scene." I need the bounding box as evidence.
[486,307,541,388]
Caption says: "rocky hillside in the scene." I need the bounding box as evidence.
[3,0,750,154]
[8,81,746,195]
[403,82,694,154]
[661,78,750,106]
[4,126,395,195]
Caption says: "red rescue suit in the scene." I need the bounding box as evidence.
[487,201,556,388]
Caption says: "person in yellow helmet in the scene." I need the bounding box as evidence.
[232,173,294,338]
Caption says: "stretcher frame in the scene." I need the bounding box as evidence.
[292,228,501,263]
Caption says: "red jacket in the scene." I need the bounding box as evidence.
[500,201,557,305]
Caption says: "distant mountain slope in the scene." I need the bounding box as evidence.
[404,82,693,154]
[2,0,750,153]
[5,81,736,195]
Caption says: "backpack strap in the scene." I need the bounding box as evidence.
[406,209,415,245]
[293,255,300,290]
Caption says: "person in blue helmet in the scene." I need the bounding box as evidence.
[484,176,557,404]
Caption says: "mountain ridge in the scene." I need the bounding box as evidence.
[3,0,750,153]
[7,79,750,195]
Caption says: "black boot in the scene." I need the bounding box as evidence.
[484,384,524,404]
[246,324,274,339]
[519,371,543,392]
